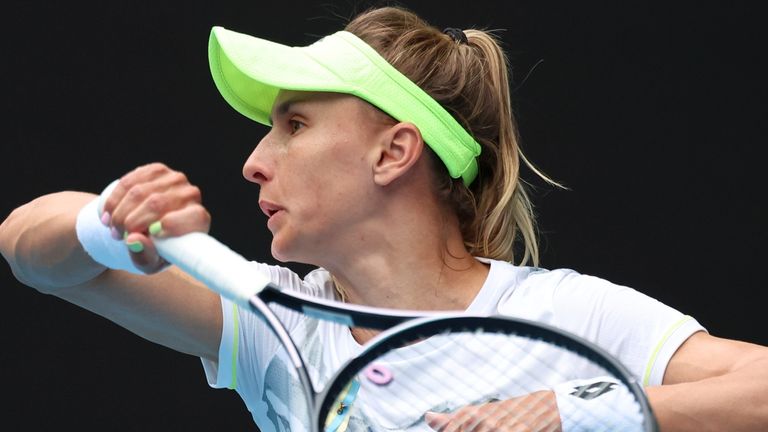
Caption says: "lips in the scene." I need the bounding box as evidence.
[258,200,284,218]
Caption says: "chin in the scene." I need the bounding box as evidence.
[270,237,301,263]
[270,239,319,267]
[270,242,291,263]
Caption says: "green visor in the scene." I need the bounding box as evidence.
[208,26,481,185]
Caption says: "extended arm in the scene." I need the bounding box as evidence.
[646,331,768,431]
[0,164,223,361]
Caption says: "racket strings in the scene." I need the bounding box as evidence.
[431,331,644,429]
[341,328,642,430]
[424,390,561,431]
[359,332,510,423]
[347,331,527,426]
[365,330,558,399]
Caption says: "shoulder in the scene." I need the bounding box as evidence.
[492,260,635,301]
[480,259,705,383]
[479,258,588,302]
[481,258,671,320]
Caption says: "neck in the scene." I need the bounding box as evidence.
[320,203,489,312]
[333,231,489,346]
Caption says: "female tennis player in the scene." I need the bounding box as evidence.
[1,6,766,431]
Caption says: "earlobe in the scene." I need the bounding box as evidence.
[373,123,424,186]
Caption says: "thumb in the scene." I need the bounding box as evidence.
[125,232,168,274]
[424,411,449,431]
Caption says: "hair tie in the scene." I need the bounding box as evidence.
[443,27,468,44]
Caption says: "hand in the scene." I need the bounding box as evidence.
[101,163,210,273]
[425,390,562,432]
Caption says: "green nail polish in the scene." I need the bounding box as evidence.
[127,241,144,253]
[148,221,163,236]
[123,230,129,240]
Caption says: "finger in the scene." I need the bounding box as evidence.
[489,392,561,432]
[451,406,481,432]
[474,404,506,432]
[123,205,210,274]
[425,411,450,431]
[151,205,211,238]
[510,390,559,432]
[111,169,189,229]
[110,170,192,233]
[122,184,203,234]
[426,407,478,432]
[124,232,168,274]
[439,405,508,432]
[102,163,175,217]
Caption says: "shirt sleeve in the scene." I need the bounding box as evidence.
[516,269,706,386]
[558,271,705,386]
[201,295,239,389]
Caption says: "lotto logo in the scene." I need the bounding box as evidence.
[570,381,617,400]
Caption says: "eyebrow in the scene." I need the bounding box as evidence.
[268,99,296,125]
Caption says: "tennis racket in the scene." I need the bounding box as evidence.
[96,183,658,431]
[152,232,658,431]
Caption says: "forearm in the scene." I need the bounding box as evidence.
[646,354,768,431]
[0,191,106,292]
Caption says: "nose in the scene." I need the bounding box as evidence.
[242,135,272,185]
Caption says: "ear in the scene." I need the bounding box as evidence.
[372,122,425,186]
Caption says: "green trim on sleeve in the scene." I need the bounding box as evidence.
[642,315,693,386]
[229,303,240,389]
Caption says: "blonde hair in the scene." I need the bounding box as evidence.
[346,6,561,267]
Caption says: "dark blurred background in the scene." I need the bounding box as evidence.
[2,0,765,430]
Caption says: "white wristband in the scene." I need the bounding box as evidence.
[75,180,145,274]
[553,376,644,431]
[75,196,143,274]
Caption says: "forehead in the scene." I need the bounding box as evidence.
[274,89,344,105]
[272,91,352,116]
[270,90,394,124]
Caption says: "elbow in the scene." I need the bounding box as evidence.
[0,202,23,251]
[0,204,42,290]
[0,193,103,293]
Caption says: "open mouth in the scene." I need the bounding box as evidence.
[259,200,284,218]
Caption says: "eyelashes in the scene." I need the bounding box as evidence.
[289,119,306,134]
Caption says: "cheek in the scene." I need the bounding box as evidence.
[290,168,361,231]
[305,136,370,182]
[285,129,375,208]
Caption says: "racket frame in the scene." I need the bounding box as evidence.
[247,289,449,432]
[258,283,442,329]
[314,314,659,432]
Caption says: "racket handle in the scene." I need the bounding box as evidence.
[154,234,270,308]
[97,180,270,308]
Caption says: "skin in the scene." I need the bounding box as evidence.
[425,391,561,431]
[1,90,767,431]
[243,92,488,312]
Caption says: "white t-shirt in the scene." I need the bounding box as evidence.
[200,259,704,431]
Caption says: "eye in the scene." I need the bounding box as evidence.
[289,119,305,134]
